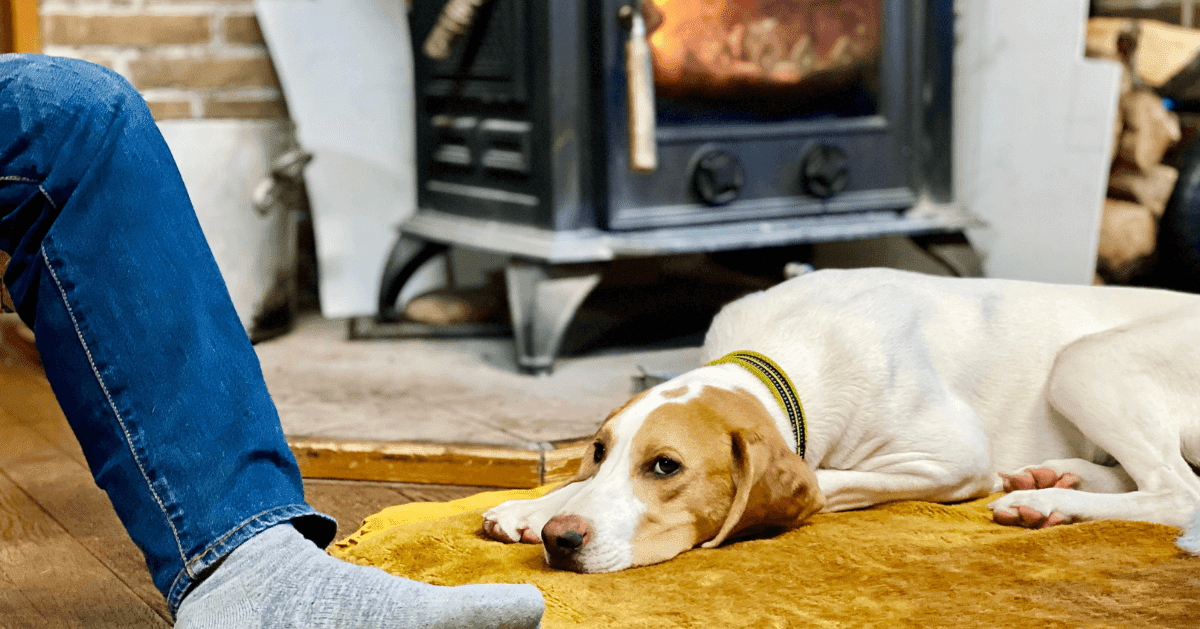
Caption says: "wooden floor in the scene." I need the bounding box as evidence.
[0,316,490,628]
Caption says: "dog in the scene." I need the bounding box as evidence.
[481,267,1200,572]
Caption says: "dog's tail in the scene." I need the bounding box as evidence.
[1178,505,1200,554]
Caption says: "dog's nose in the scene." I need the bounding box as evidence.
[542,514,592,556]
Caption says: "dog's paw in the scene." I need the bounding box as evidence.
[988,489,1078,529]
[482,499,550,544]
[997,467,1079,492]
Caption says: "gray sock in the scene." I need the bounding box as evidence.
[174,523,543,629]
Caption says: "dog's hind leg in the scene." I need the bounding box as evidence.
[990,310,1200,529]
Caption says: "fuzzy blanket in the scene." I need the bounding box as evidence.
[332,486,1200,628]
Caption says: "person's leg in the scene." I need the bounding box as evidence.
[1,50,334,609]
[0,54,542,627]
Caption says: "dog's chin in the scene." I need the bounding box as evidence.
[542,551,631,574]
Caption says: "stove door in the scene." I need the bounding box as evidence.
[602,0,944,232]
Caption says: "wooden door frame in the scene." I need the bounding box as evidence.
[2,0,40,54]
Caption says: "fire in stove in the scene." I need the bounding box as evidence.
[646,0,882,100]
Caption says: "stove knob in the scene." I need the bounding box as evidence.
[799,144,849,198]
[692,150,743,206]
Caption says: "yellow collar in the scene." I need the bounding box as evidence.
[707,350,807,458]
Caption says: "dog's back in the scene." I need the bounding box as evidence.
[703,268,1200,475]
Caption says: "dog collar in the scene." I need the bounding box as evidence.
[707,350,807,458]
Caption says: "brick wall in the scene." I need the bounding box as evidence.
[40,0,287,120]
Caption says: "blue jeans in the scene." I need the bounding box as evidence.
[0,54,336,614]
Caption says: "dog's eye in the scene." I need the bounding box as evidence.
[652,456,681,477]
[592,442,605,463]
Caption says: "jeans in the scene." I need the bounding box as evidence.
[0,54,336,614]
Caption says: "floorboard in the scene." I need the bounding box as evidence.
[0,415,172,622]
[0,562,52,629]
[0,469,169,628]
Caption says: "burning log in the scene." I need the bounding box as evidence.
[769,35,817,82]
[650,0,881,99]
[744,18,786,73]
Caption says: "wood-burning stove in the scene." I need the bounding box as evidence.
[367,0,972,373]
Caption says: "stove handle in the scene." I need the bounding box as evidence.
[625,3,658,173]
[423,0,492,61]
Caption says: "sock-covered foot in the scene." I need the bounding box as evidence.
[174,523,544,629]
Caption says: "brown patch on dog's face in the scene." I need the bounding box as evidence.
[659,386,689,399]
[628,386,824,567]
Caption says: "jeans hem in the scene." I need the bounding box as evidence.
[165,503,337,616]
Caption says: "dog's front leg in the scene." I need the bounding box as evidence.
[482,481,585,544]
[815,458,993,512]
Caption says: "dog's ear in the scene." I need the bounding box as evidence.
[701,429,824,548]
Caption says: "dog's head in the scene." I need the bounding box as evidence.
[538,378,824,572]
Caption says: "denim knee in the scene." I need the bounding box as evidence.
[1,54,157,319]
[1,53,144,113]
[1,54,153,175]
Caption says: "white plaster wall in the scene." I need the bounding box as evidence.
[956,0,1123,284]
[255,0,418,318]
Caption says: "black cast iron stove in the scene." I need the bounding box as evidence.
[371,0,971,373]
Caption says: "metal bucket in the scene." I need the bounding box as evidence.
[159,119,304,340]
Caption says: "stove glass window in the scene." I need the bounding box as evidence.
[647,0,882,123]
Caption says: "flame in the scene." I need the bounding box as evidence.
[645,0,881,96]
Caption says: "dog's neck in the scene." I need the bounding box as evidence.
[706,351,806,456]
[689,355,853,468]
[667,363,802,454]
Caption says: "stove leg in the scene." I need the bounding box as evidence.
[911,232,984,278]
[375,234,450,321]
[504,259,603,375]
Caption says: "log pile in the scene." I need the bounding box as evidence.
[1087,18,1190,284]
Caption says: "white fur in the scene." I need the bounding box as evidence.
[486,268,1200,563]
[484,384,685,571]
[704,268,1200,539]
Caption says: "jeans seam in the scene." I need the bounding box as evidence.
[0,176,55,208]
[39,245,192,574]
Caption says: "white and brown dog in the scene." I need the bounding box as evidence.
[482,267,1200,572]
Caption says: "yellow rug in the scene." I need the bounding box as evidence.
[332,486,1200,628]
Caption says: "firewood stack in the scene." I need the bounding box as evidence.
[1087,18,1200,284]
